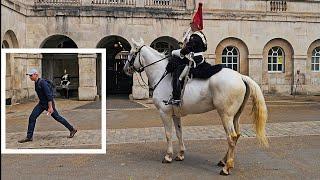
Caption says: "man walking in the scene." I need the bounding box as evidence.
[18,68,77,143]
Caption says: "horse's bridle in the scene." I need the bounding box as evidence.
[128,45,146,73]
[127,45,170,90]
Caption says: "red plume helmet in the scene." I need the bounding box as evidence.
[192,3,203,30]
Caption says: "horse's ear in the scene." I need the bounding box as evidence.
[139,37,144,45]
[132,38,138,47]
[132,38,141,49]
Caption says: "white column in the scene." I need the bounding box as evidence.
[132,72,149,99]
[11,53,42,103]
[78,53,97,100]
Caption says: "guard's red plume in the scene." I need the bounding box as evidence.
[192,3,203,30]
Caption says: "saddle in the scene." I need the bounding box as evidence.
[166,56,224,79]
[190,63,224,79]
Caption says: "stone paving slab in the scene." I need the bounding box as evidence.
[107,121,320,144]
[6,130,101,149]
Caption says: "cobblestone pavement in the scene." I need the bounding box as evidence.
[107,121,320,144]
[6,130,101,149]
[6,121,320,149]
[5,99,102,149]
[5,95,319,149]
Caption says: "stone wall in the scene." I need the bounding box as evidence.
[1,0,320,102]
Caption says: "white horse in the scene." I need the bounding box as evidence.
[124,39,268,175]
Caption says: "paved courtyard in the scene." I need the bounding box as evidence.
[5,99,102,149]
[2,95,320,179]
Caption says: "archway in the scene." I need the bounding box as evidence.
[262,38,294,94]
[40,35,79,98]
[215,37,249,75]
[306,39,320,94]
[97,35,132,96]
[2,30,19,105]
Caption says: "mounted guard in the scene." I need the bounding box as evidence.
[165,3,223,106]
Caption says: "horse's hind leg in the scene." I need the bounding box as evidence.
[219,114,238,175]
[217,111,242,167]
[173,116,185,161]
[160,111,174,163]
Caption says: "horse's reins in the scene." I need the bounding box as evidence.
[128,45,170,91]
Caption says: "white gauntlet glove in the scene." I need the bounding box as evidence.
[171,49,184,59]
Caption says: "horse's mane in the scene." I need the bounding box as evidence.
[146,46,166,59]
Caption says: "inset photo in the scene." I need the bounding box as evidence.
[1,48,106,154]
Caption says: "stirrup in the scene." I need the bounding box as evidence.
[163,98,181,106]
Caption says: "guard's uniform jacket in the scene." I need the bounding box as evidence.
[167,30,210,102]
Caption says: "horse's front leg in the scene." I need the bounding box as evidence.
[173,116,185,161]
[160,111,173,163]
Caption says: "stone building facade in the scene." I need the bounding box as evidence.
[1,0,320,103]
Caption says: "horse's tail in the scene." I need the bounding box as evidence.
[241,75,269,147]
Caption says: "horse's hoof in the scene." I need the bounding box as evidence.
[219,169,230,176]
[174,155,184,161]
[162,158,172,163]
[162,155,173,163]
[217,160,226,167]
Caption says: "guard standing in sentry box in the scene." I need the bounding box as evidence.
[18,68,77,143]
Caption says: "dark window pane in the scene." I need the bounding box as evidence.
[234,64,238,71]
[268,58,271,63]
[222,57,226,63]
[232,48,238,55]
[227,64,232,69]
[311,64,315,70]
[278,64,282,71]
[233,57,237,63]
[222,48,228,55]
[268,64,271,71]
[316,57,319,63]
[273,57,277,63]
[316,64,320,71]
[228,57,232,63]
[273,64,277,70]
[268,49,273,55]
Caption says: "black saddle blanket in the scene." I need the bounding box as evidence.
[190,62,224,79]
[166,57,224,79]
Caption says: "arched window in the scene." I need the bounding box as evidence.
[222,46,239,71]
[151,41,175,55]
[151,36,179,55]
[268,46,284,72]
[311,46,320,72]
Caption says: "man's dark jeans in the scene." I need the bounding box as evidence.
[27,103,74,139]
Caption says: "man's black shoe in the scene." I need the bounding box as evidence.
[68,129,77,138]
[18,138,33,143]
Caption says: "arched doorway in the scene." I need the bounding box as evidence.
[40,35,79,98]
[97,35,132,96]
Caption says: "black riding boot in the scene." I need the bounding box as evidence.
[165,65,186,106]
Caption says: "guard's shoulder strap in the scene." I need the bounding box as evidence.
[192,31,207,45]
